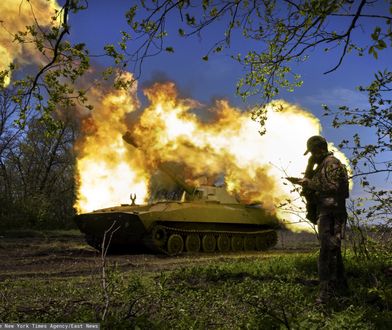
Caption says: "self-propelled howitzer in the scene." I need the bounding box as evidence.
[74,132,280,255]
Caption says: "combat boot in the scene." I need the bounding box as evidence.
[315,281,332,305]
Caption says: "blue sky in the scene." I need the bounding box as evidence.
[68,1,391,108]
[67,0,391,188]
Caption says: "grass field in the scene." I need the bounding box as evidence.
[0,230,391,329]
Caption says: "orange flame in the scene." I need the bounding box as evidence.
[75,73,149,213]
[75,78,350,232]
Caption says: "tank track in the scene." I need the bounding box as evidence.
[143,224,278,255]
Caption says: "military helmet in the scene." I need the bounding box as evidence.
[304,135,328,155]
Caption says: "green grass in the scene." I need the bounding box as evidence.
[1,252,391,329]
[0,229,82,238]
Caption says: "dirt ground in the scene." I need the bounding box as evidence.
[0,230,319,280]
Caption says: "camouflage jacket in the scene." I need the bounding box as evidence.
[307,153,349,213]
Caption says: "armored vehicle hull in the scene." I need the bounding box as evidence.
[75,196,280,255]
[75,131,280,255]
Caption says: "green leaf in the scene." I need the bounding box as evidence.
[210,7,218,17]
[125,5,138,25]
[186,13,196,25]
[371,26,381,40]
[377,39,387,49]
[368,46,378,59]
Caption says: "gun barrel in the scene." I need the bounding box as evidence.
[158,163,195,195]
[123,131,139,148]
[123,131,195,195]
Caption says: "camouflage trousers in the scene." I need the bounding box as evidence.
[317,212,348,300]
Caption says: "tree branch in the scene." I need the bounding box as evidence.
[24,0,71,102]
[324,0,367,74]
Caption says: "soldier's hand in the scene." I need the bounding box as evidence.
[308,155,316,166]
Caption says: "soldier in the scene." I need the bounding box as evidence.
[288,135,349,304]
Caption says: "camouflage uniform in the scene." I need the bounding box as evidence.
[306,152,349,301]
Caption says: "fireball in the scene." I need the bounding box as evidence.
[74,78,350,232]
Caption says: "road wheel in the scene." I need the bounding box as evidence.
[217,234,230,252]
[266,231,278,248]
[202,234,216,252]
[231,236,243,251]
[167,234,184,255]
[151,226,167,248]
[255,235,268,251]
[185,234,201,252]
[244,236,256,251]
